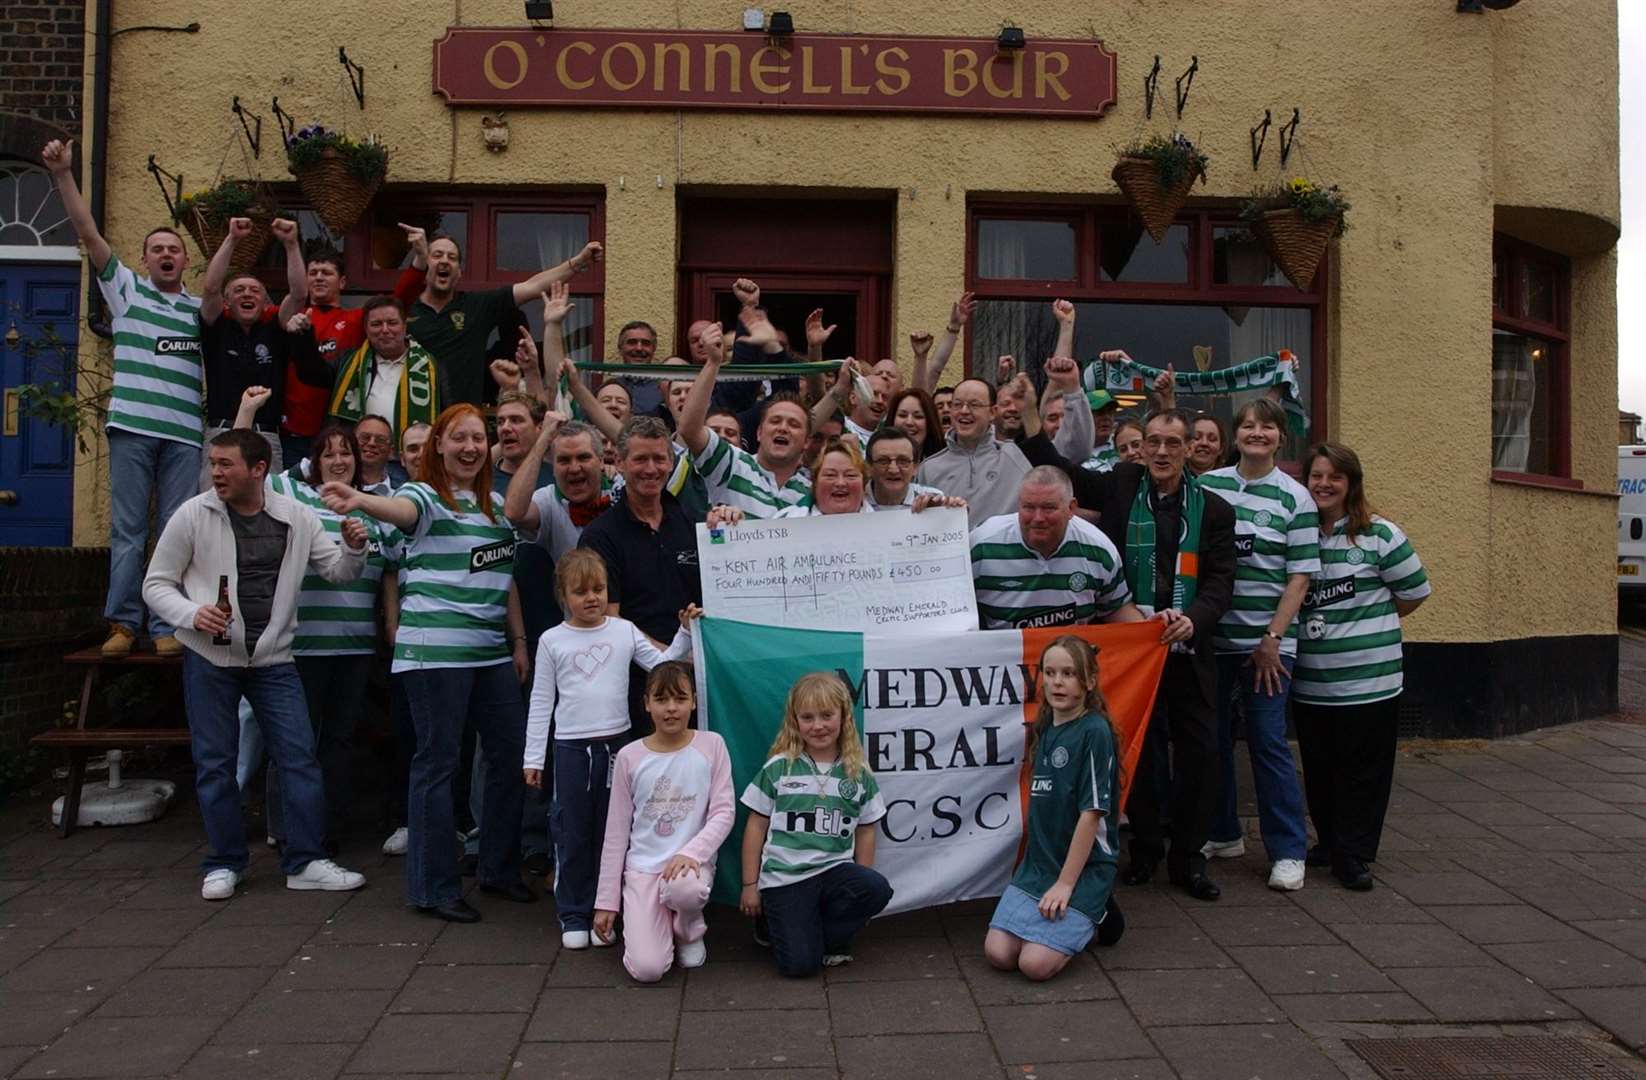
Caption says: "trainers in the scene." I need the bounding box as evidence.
[676,939,707,968]
[265,835,278,849]
[152,634,184,657]
[591,927,614,947]
[562,930,591,950]
[382,827,408,856]
[100,624,136,658]
[1202,837,1245,859]
[821,953,853,967]
[201,868,240,901]
[287,858,366,892]
[1268,858,1306,892]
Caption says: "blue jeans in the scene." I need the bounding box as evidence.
[105,428,198,635]
[181,650,326,876]
[1211,652,1307,861]
[551,735,625,931]
[762,863,893,978]
[403,662,526,908]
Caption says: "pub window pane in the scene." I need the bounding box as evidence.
[370,207,468,270]
[971,299,1313,458]
[1213,227,1289,287]
[495,212,588,273]
[0,162,74,246]
[518,292,597,364]
[1100,223,1189,283]
[1491,328,1554,474]
[1520,260,1558,325]
[258,209,338,269]
[976,218,1076,280]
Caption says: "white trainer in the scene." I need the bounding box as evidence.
[562,930,591,950]
[591,928,614,947]
[382,827,408,856]
[1268,858,1306,891]
[822,953,853,967]
[201,868,240,901]
[1202,838,1246,859]
[287,858,366,892]
[676,939,707,968]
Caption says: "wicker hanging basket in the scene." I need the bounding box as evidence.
[1111,156,1200,243]
[181,201,275,275]
[1252,208,1340,290]
[292,147,383,234]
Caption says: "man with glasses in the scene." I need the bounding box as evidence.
[1012,389,1237,904]
[864,429,944,508]
[915,378,1030,526]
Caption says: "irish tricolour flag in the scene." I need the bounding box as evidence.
[695,617,1169,915]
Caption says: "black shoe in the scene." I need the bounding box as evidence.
[479,880,536,903]
[523,851,551,877]
[419,898,482,923]
[1122,860,1158,886]
[1306,844,1331,868]
[1170,871,1221,901]
[1095,896,1126,947]
[753,915,771,948]
[1333,858,1374,892]
[458,854,478,877]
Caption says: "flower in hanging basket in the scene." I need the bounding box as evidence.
[1111,132,1209,243]
[286,123,389,234]
[1238,179,1351,290]
[172,178,275,272]
[174,179,261,225]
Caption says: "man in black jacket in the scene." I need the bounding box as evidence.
[1011,381,1236,901]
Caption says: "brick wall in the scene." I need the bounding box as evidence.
[0,2,86,135]
[0,547,107,770]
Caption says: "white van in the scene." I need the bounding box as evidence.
[1619,445,1646,594]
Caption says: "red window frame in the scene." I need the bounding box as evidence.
[965,200,1330,450]
[1491,232,1573,486]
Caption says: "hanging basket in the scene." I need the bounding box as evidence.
[181,201,275,275]
[292,147,383,234]
[1111,156,1199,243]
[1252,208,1340,290]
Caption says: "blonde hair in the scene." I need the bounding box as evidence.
[768,672,869,780]
[553,548,608,606]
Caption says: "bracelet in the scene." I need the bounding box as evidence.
[742,879,758,886]
[946,324,962,334]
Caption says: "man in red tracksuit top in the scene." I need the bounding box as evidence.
[280,223,429,464]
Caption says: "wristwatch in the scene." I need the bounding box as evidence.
[1262,631,1283,643]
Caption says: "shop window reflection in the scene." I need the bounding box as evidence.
[371,208,468,270]
[495,212,588,273]
[976,219,1076,280]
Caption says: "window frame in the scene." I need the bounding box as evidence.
[965,200,1330,453]
[1490,232,1573,486]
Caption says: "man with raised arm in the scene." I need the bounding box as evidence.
[43,138,202,658]
[408,233,602,408]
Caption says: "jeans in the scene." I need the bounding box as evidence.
[294,653,372,845]
[181,650,326,876]
[762,863,894,978]
[551,735,625,931]
[1211,652,1307,861]
[105,428,198,635]
[403,662,527,908]
[235,697,262,792]
[464,685,551,860]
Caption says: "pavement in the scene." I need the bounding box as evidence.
[4,714,1646,1077]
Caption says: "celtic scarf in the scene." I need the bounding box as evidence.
[1082,350,1308,441]
[328,338,440,435]
[1124,474,1204,616]
[575,360,840,382]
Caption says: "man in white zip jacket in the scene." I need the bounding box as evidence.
[144,428,371,901]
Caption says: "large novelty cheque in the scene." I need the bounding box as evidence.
[695,507,977,632]
[693,617,1169,915]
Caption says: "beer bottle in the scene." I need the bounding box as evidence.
[212,575,233,646]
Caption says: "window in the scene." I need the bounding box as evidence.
[255,187,605,362]
[966,204,1326,461]
[1491,234,1570,479]
[0,161,77,258]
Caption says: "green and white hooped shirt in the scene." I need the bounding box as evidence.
[1294,515,1430,706]
[1082,439,1118,473]
[268,475,386,656]
[1199,465,1321,657]
[97,256,204,447]
[741,753,886,889]
[691,428,812,518]
[391,483,517,672]
[969,513,1131,630]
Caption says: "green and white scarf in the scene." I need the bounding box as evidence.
[1082,351,1308,441]
[329,337,440,436]
[1124,474,1205,615]
[575,360,840,382]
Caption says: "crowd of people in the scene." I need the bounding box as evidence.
[45,133,1430,982]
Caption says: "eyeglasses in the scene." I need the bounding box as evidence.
[357,434,392,446]
[871,456,914,468]
[950,400,989,412]
[1143,436,1186,451]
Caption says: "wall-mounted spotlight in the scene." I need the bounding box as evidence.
[997,26,1027,50]
[525,1,553,22]
[768,11,795,35]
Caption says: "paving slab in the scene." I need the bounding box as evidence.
[508,1040,674,1079]
[0,943,163,994]
[1428,904,1588,944]
[959,951,1117,1004]
[1485,939,1646,988]
[388,961,547,1013]
[1557,987,1646,1051]
[1332,922,1496,968]
[1226,944,1397,995]
[1151,1022,1350,1080]
[54,903,216,948]
[679,958,827,1011]
[981,1000,1156,1063]
[995,1062,1178,1080]
[345,1012,527,1074]
[1572,918,1646,960]
[1109,968,1285,1026]
[158,920,313,968]
[92,964,273,1017]
[269,943,427,991]
[672,1008,835,1070]
[13,1014,220,1078]
[1386,964,1581,1022]
[525,986,683,1042]
[174,1043,353,1080]
[835,1032,1001,1080]
[214,987,397,1044]
[1270,990,1434,1023]
[1189,904,1338,947]
[827,977,982,1036]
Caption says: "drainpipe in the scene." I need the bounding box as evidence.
[86,0,112,338]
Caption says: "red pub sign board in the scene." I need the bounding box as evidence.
[432,28,1117,118]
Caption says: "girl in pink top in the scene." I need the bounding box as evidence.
[593,662,735,982]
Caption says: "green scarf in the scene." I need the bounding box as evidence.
[1124,474,1204,615]
[575,360,840,381]
[1083,350,1308,442]
[328,337,439,435]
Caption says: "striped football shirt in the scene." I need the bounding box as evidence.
[970,513,1131,630]
[1294,515,1431,705]
[98,256,204,446]
[741,754,886,889]
[269,475,385,655]
[1199,465,1322,656]
[691,429,812,518]
[1082,439,1118,473]
[391,483,517,672]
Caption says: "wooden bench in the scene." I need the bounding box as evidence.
[30,646,189,837]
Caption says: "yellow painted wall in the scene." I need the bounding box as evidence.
[74,0,1619,647]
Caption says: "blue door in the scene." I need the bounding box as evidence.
[0,262,79,546]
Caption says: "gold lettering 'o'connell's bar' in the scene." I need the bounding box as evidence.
[432,28,1117,118]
